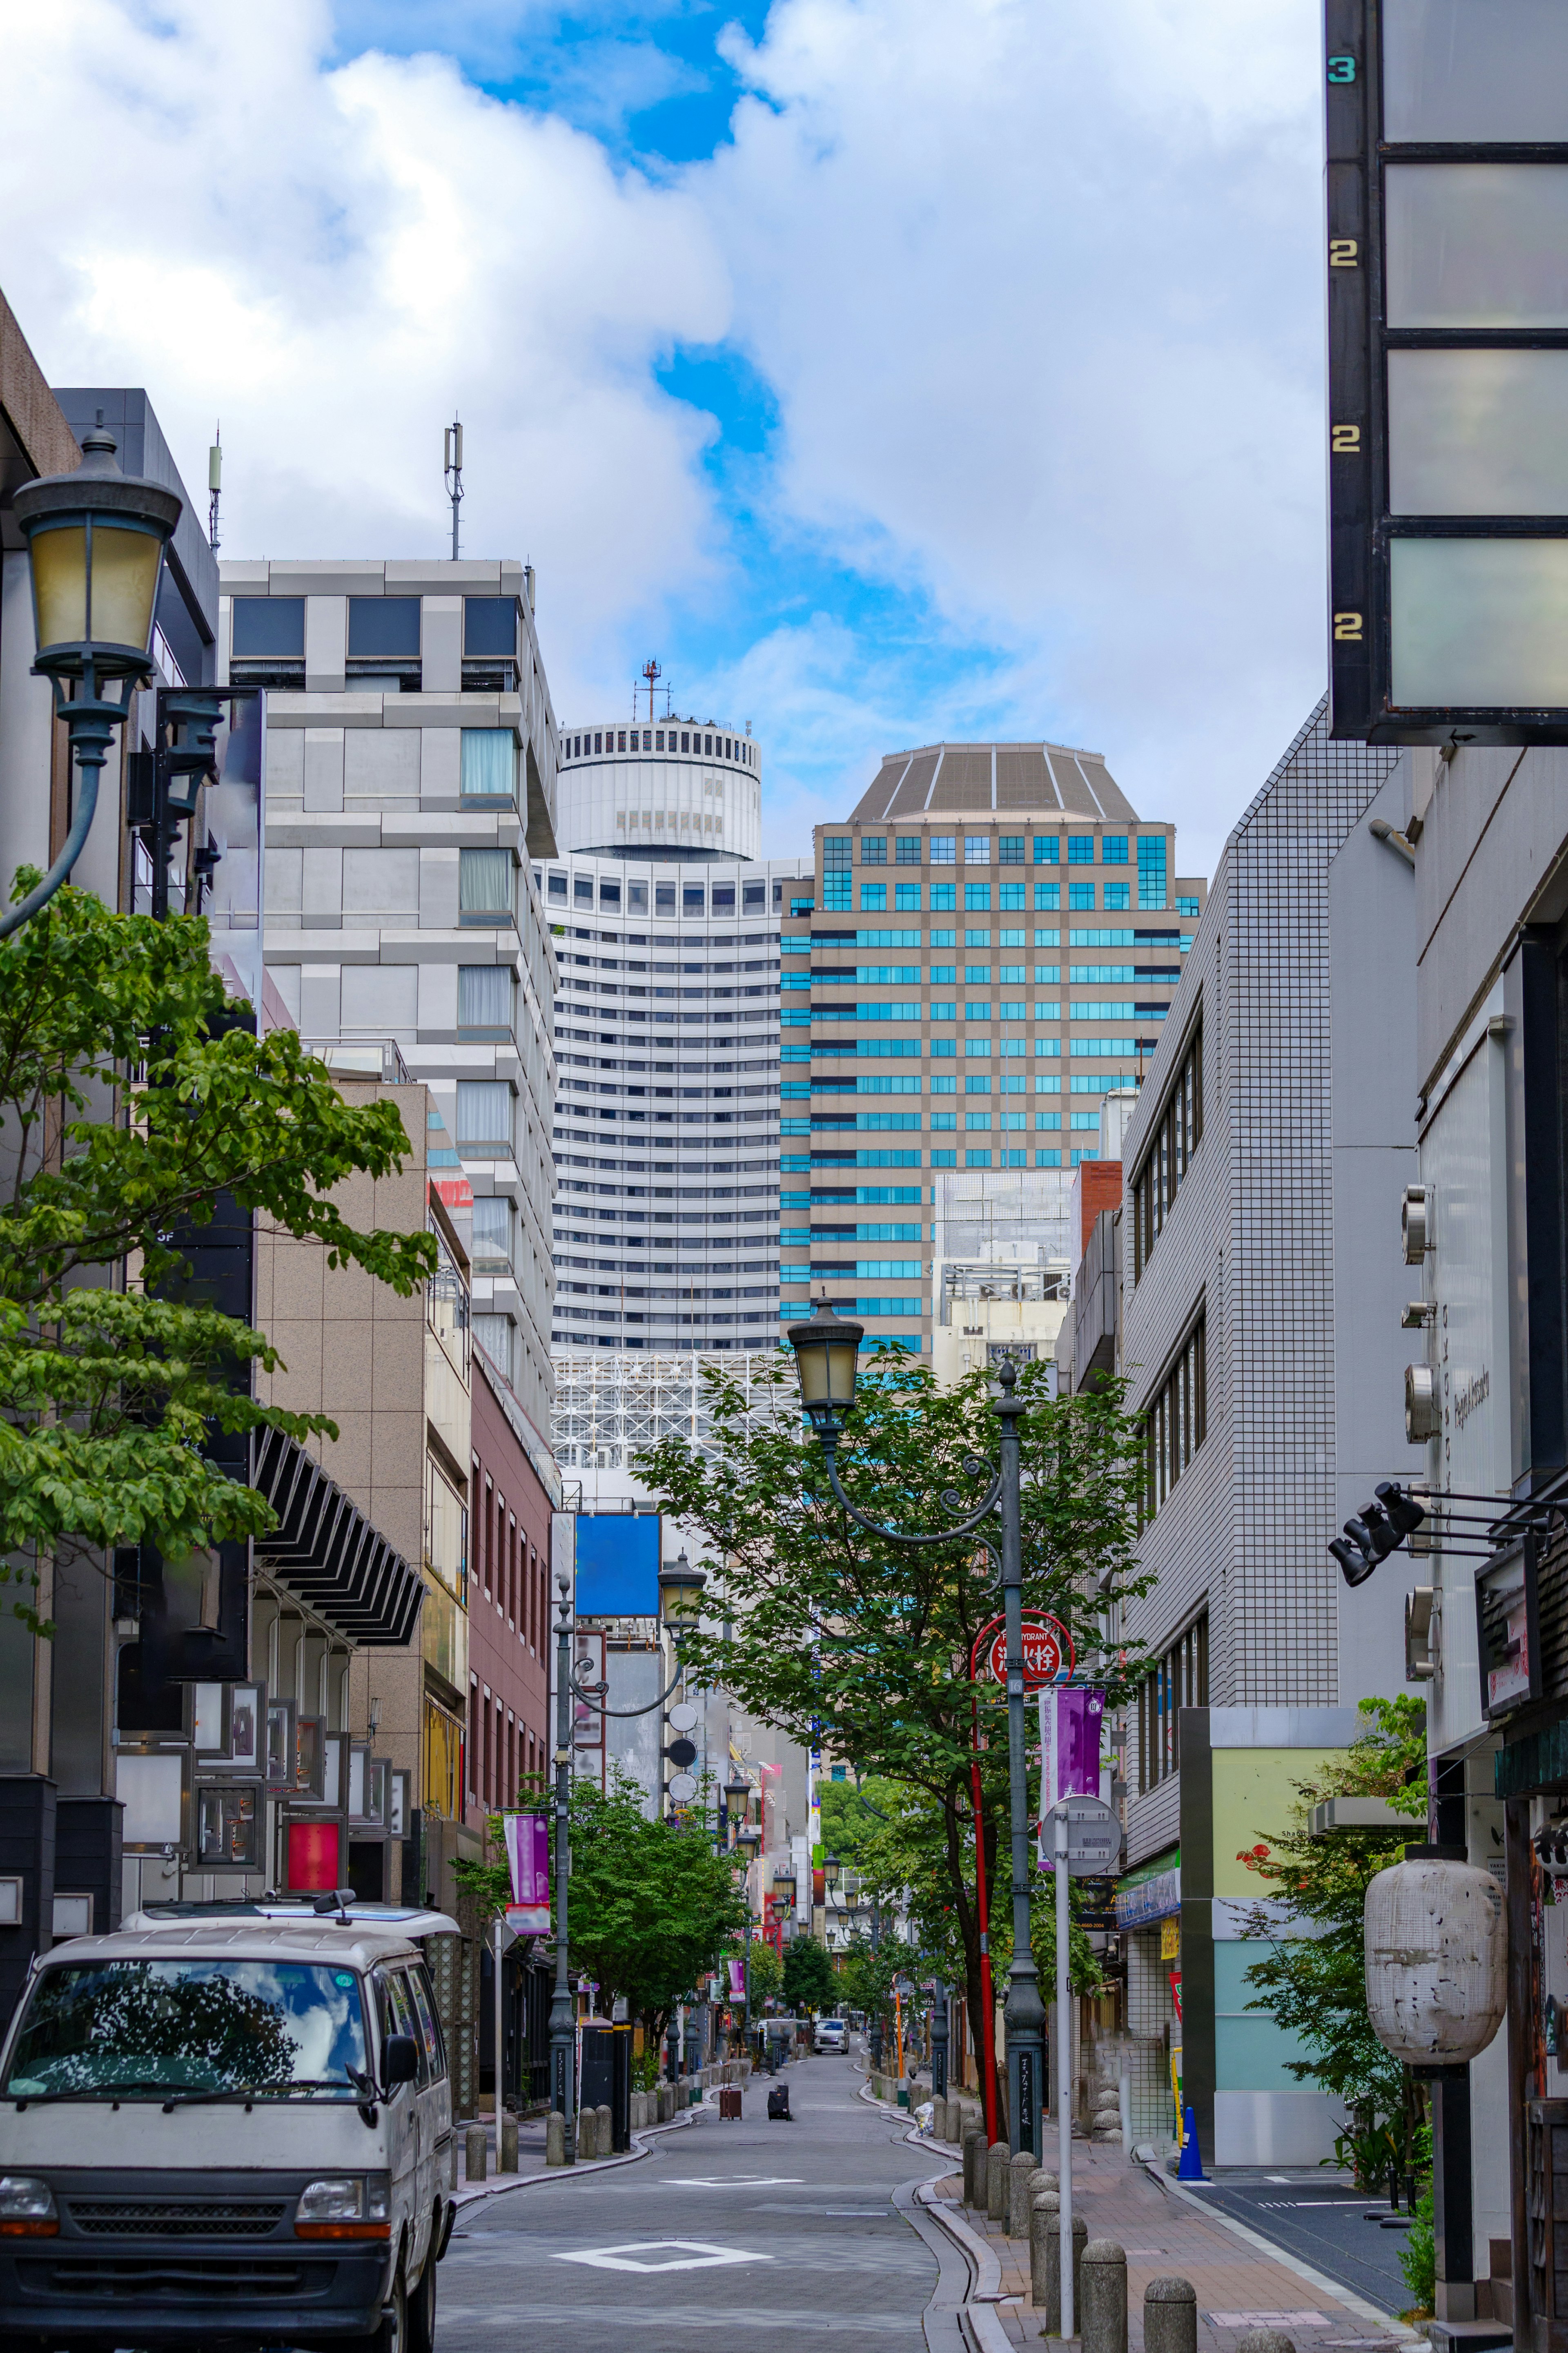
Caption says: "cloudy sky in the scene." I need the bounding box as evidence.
[1,0,1330,878]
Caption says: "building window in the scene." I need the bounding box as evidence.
[1034,836,1059,865]
[965,885,992,911]
[861,836,887,864]
[1131,1017,1204,1278]
[895,884,921,910]
[1068,835,1095,864]
[464,598,517,657]
[1138,836,1168,910]
[459,848,514,925]
[860,883,886,910]
[230,596,304,658]
[457,1080,514,1155]
[966,1149,993,1167]
[930,836,956,865]
[1144,1314,1207,1522]
[1104,883,1130,910]
[930,884,956,910]
[896,837,922,864]
[1069,883,1096,910]
[1136,1612,1208,1794]
[964,836,991,865]
[460,730,516,798]
[999,883,1025,910]
[1036,883,1060,910]
[824,839,853,870]
[1177,895,1200,917]
[999,836,1025,864]
[348,597,420,657]
[458,965,513,1034]
[1102,835,1129,864]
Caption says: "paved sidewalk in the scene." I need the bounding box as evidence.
[926,2139,1416,2353]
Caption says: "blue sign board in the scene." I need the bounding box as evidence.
[575,1514,661,1618]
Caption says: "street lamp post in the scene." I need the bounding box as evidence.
[548,1576,578,2163]
[931,1980,949,2102]
[7,417,183,939]
[785,1301,1045,2160]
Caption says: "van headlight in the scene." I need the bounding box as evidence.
[295,2175,390,2239]
[0,2176,58,2237]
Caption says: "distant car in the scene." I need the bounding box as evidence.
[816,2018,848,2052]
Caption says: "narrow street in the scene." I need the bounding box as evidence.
[437,2057,942,2351]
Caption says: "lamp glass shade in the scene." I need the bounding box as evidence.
[787,1302,863,1423]
[89,523,165,653]
[822,1854,841,1888]
[29,524,87,650]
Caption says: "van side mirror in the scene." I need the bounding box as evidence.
[383,2034,419,2086]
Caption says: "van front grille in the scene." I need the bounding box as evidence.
[27,2256,318,2302]
[66,2200,289,2238]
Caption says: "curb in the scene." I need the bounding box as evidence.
[1146,2163,1424,2344]
[451,2099,706,2208]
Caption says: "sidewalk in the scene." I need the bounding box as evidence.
[924,2138,1416,2353]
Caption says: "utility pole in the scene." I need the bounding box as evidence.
[998,1375,1045,2162]
[443,418,464,561]
[207,427,221,552]
[548,1575,577,2162]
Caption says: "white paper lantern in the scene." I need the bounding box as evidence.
[1364,1858,1506,2064]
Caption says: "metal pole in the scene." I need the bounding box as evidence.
[494,1912,505,2137]
[931,1981,948,2102]
[1056,1806,1073,2339]
[970,1706,998,2145]
[998,1366,1044,2159]
[548,1580,576,2162]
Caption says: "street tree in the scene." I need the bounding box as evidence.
[634,1351,1149,2123]
[1238,1695,1428,2195]
[782,1934,836,2016]
[0,885,437,1627]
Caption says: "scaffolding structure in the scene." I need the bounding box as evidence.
[552,1348,792,1473]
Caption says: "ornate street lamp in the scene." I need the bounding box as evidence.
[784,1319,1047,2163]
[657,1549,708,1627]
[822,1853,842,1890]
[6,417,182,938]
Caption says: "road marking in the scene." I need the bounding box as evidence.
[661,2176,804,2188]
[1209,2314,1330,2329]
[557,2239,775,2275]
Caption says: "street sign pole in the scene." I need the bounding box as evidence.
[1055,1804,1073,2340]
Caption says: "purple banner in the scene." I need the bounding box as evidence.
[728,1958,746,2000]
[503,1812,551,1934]
[1039,1686,1105,1813]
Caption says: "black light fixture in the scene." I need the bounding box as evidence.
[785,1299,864,1438]
[724,1773,751,1811]
[1329,1480,1427,1586]
[657,1549,708,1627]
[6,416,182,937]
[822,1853,842,1891]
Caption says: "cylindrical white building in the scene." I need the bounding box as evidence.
[556,715,762,863]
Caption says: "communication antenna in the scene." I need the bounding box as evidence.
[641,658,662,720]
[443,417,464,560]
[207,425,222,552]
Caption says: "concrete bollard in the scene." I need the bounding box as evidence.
[1030,2190,1058,2321]
[931,2094,947,2141]
[986,2140,1010,2224]
[545,2110,566,2167]
[1237,2334,1296,2353]
[499,2112,518,2173]
[465,2123,487,2183]
[597,2102,613,2155]
[1082,2239,1128,2353]
[1143,2277,1198,2353]
[963,2128,988,2209]
[1009,2149,1039,2237]
[578,2107,597,2161]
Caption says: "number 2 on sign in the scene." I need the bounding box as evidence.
[1334,613,1364,641]
[1331,424,1361,454]
[1330,239,1359,268]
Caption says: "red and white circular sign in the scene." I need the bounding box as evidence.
[970,1610,1074,1688]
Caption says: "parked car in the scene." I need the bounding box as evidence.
[0,1906,458,2352]
[815,2018,848,2052]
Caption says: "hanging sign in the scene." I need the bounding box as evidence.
[969,1610,1074,1690]
[1039,1685,1106,1813]
[503,1811,551,1936]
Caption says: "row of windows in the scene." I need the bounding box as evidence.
[545,872,780,916]
[1144,1313,1207,1522]
[564,725,756,765]
[231,594,518,662]
[1135,1611,1209,1795]
[1131,1019,1204,1280]
[825,832,1166,868]
[780,1146,1096,1172]
[820,881,1157,913]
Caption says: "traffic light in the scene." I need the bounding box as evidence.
[1328,1481,1426,1588]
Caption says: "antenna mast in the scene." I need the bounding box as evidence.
[207,425,222,552]
[642,658,661,720]
[443,417,464,560]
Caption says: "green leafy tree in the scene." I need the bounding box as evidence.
[0,885,437,1626]
[634,1353,1149,2123]
[782,1934,836,2015]
[1238,1696,1428,2193]
[745,1936,784,2007]
[457,1771,751,2052]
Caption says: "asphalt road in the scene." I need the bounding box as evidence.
[1185,2175,1416,2315]
[435,2055,944,2353]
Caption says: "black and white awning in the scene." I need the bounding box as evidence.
[252,1426,425,1648]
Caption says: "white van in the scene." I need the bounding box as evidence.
[0,1906,458,2353]
[815,2018,848,2053]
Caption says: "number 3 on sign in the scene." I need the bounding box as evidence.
[1334,613,1364,641]
[1327,54,1357,82]
[1330,239,1359,268]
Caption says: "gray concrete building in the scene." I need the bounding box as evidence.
[230,557,559,1431]
[1112,700,1418,2166]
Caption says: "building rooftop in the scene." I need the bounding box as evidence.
[849,740,1139,825]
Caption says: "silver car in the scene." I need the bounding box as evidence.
[815,2018,848,2052]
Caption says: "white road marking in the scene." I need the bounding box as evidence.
[557,2239,775,2275]
[660,2176,804,2188]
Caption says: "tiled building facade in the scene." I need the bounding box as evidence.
[778,741,1203,1352]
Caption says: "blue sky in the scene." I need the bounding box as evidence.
[2,0,1333,878]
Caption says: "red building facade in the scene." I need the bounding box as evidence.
[466,1348,555,1827]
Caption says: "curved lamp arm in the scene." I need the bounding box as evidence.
[819,1442,1000,1549]
[568,1655,687,1720]
[0,765,97,941]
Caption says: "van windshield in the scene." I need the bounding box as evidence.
[3,1959,369,2101]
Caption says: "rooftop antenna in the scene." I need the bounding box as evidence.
[207,425,221,552]
[443,417,463,560]
[642,658,661,720]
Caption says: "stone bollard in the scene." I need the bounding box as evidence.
[1237,2334,1296,2353]
[499,2112,518,2173]
[963,2128,987,2209]
[1008,2150,1039,2238]
[1030,2190,1058,2323]
[1143,2276,1198,2353]
[578,2108,597,2161]
[986,2140,1011,2224]
[545,2110,565,2167]
[465,2123,487,2184]
[597,2102,613,2155]
[931,2094,947,2141]
[629,2092,643,2131]
[1082,2239,1128,2353]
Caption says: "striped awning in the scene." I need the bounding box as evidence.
[252,1426,424,1648]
